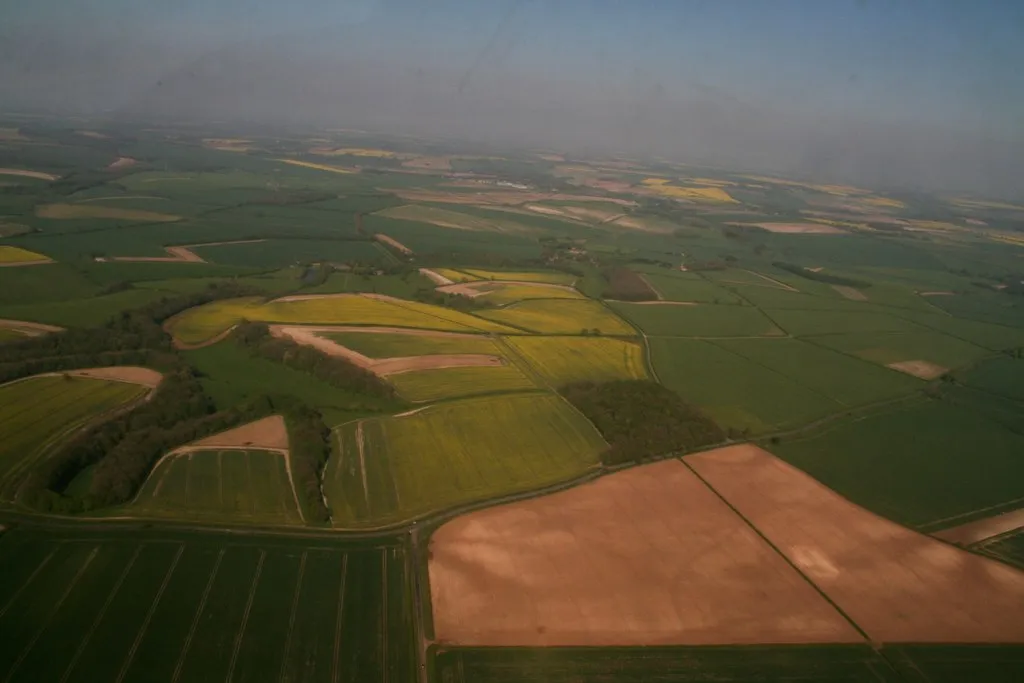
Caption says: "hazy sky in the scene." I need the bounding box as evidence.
[3,0,1024,196]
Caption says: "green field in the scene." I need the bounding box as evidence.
[637,270,745,304]
[0,288,171,328]
[770,398,1024,530]
[0,376,146,499]
[0,328,27,343]
[477,299,636,335]
[325,393,605,527]
[502,335,648,386]
[809,330,992,371]
[387,364,538,402]
[462,268,577,285]
[712,337,923,406]
[649,337,842,432]
[431,645,1024,682]
[956,356,1024,401]
[609,301,781,337]
[168,295,516,345]
[131,450,303,525]
[0,524,415,683]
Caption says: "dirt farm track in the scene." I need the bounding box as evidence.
[429,445,1024,647]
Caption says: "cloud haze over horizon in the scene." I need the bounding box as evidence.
[2,0,1023,196]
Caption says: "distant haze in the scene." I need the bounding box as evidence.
[2,0,1023,197]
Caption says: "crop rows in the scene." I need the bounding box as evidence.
[388,364,537,402]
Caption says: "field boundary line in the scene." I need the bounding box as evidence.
[680,459,873,643]
[4,546,99,683]
[60,545,141,683]
[381,550,389,683]
[0,547,56,619]
[355,421,372,516]
[217,451,225,508]
[919,496,1024,532]
[225,550,265,683]
[171,548,225,683]
[331,554,348,683]
[277,551,307,683]
[115,544,185,683]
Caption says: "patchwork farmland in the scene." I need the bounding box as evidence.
[1,118,1023,681]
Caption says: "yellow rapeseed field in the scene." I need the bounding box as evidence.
[388,365,537,402]
[503,335,648,386]
[0,246,50,264]
[462,269,577,285]
[478,299,637,335]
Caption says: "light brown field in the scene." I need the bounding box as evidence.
[919,291,955,297]
[109,239,266,264]
[395,189,634,207]
[186,415,289,451]
[36,203,180,222]
[732,222,845,234]
[76,130,108,139]
[608,215,674,234]
[935,509,1024,546]
[436,280,578,298]
[402,156,452,170]
[428,459,860,647]
[0,168,58,181]
[0,319,64,336]
[375,233,412,254]
[270,325,504,376]
[686,444,1024,642]
[419,268,454,285]
[619,300,697,306]
[832,285,868,301]
[886,359,948,380]
[107,156,137,170]
[66,366,163,388]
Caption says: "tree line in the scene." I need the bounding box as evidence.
[773,261,871,288]
[560,380,725,466]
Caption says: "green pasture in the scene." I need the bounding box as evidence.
[610,301,780,337]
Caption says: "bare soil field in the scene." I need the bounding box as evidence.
[686,444,1024,642]
[375,233,412,254]
[107,156,137,170]
[185,415,289,451]
[0,319,64,336]
[832,285,868,301]
[886,359,948,380]
[730,222,846,234]
[0,258,53,267]
[428,459,860,647]
[395,189,635,207]
[402,156,452,170]
[66,366,163,388]
[935,508,1024,546]
[419,268,454,285]
[109,239,266,264]
[270,325,504,376]
[0,168,58,181]
[609,215,674,233]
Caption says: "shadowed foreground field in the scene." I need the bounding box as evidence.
[0,523,415,683]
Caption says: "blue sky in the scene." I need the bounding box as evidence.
[2,0,1023,195]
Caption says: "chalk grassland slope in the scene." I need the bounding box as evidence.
[0,246,51,265]
[35,203,181,222]
[503,335,648,385]
[712,338,923,406]
[376,204,535,233]
[325,393,605,527]
[810,330,992,372]
[388,365,538,402]
[0,376,146,498]
[0,526,416,683]
[428,459,859,647]
[770,399,1024,531]
[131,449,302,525]
[167,294,518,346]
[687,445,1024,642]
[610,301,782,337]
[650,337,842,433]
[462,268,577,285]
[478,299,636,335]
[323,330,502,358]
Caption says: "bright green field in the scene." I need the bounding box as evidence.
[637,271,744,304]
[477,299,636,335]
[326,393,605,527]
[712,337,923,407]
[609,302,780,337]
[130,449,302,525]
[168,294,517,345]
[387,364,537,402]
[771,398,1024,530]
[0,525,415,683]
[809,330,992,371]
[0,375,145,499]
[649,337,842,433]
[502,335,648,386]
[324,330,501,358]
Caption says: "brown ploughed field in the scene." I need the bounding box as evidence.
[186,415,289,451]
[935,508,1024,546]
[685,444,1024,643]
[428,459,860,647]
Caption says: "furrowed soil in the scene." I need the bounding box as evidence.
[686,444,1024,643]
[428,459,859,647]
[183,415,289,451]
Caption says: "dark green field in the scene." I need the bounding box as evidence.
[0,522,415,683]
